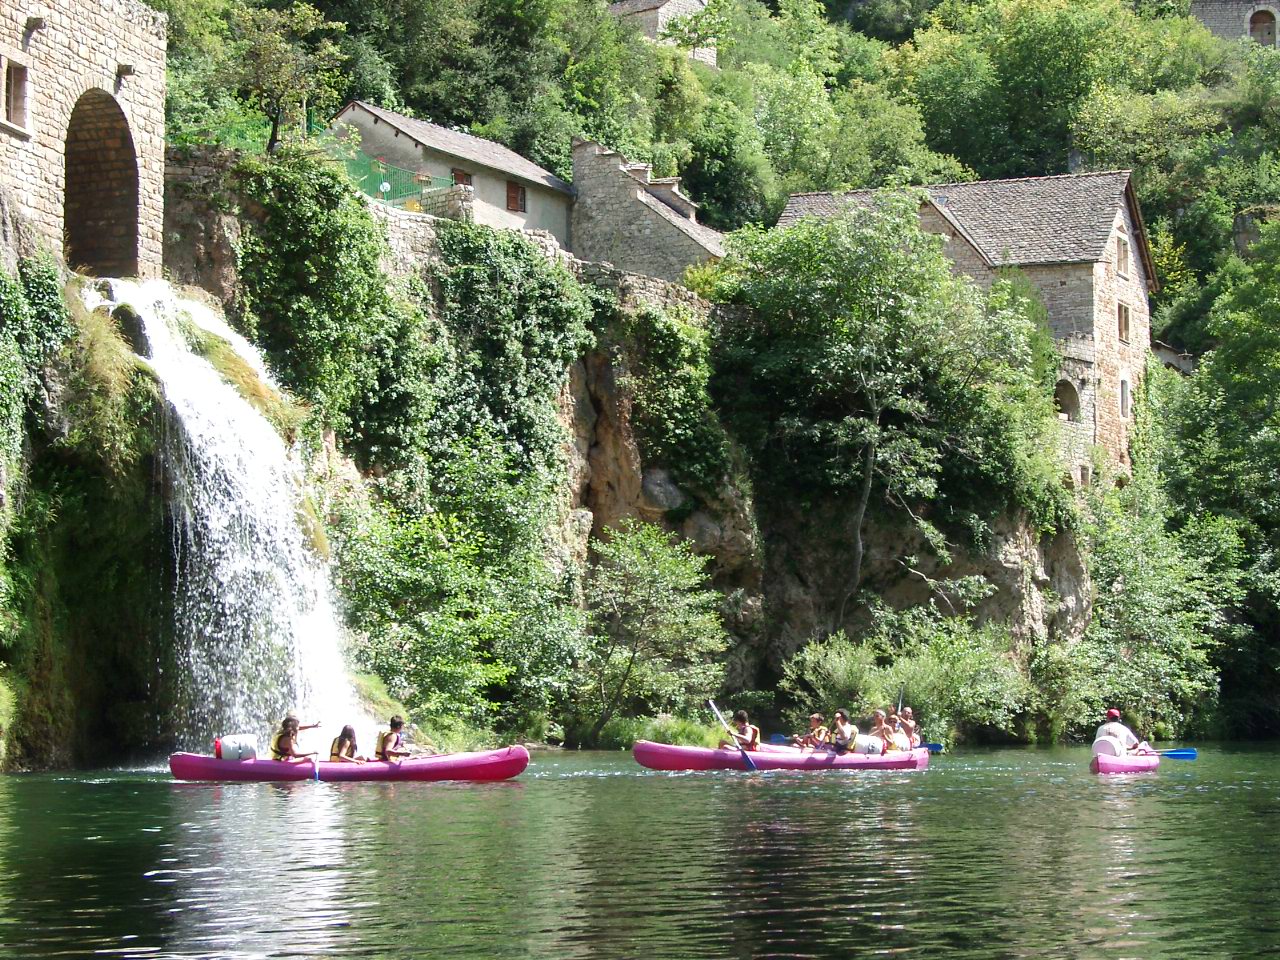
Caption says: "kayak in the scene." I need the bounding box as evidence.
[169,745,530,782]
[1090,752,1160,775]
[633,740,930,772]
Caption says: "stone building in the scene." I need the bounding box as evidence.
[779,172,1157,476]
[330,101,574,248]
[1190,0,1278,44]
[608,0,717,66]
[0,0,166,277]
[571,137,724,283]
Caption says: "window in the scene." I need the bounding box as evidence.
[1079,465,1091,488]
[1120,378,1131,420]
[506,180,527,213]
[451,168,472,187]
[1054,380,1081,423]
[2,58,29,130]
[1116,234,1130,278]
[1117,302,1130,343]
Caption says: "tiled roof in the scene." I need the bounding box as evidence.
[608,0,672,15]
[637,190,725,258]
[339,101,573,195]
[779,171,1136,266]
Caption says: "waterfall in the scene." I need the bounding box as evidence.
[85,280,373,753]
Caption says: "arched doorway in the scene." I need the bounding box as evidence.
[63,90,139,277]
[1054,379,1081,422]
[1251,9,1277,46]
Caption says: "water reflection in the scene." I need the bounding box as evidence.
[1,748,1279,959]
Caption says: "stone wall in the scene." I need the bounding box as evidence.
[418,184,474,223]
[0,0,166,277]
[1190,0,1280,41]
[571,139,723,283]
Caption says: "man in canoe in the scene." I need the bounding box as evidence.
[1096,708,1149,754]
[270,716,320,762]
[376,716,412,762]
[719,709,760,752]
[791,713,829,749]
[826,709,857,753]
[899,707,920,748]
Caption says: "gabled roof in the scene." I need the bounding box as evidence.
[637,189,725,258]
[779,171,1156,289]
[609,0,676,15]
[335,101,573,196]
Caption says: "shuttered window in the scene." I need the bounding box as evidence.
[506,180,527,213]
[451,168,472,186]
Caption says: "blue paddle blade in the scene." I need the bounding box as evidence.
[741,751,758,772]
[768,733,790,744]
[925,743,945,753]
[1157,748,1197,759]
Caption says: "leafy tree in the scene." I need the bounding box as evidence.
[706,192,1065,627]
[570,520,728,745]
[226,2,345,152]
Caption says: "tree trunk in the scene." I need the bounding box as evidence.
[836,424,878,630]
[266,110,283,154]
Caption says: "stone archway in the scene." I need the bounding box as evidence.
[1054,379,1081,422]
[1251,8,1277,45]
[63,89,140,277]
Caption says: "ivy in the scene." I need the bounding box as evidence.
[617,303,732,494]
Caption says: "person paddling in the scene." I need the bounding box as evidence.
[376,716,411,762]
[718,710,760,752]
[792,713,829,749]
[270,716,319,762]
[329,724,365,764]
[899,707,920,748]
[1096,708,1149,754]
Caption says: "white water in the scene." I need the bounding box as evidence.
[85,280,374,754]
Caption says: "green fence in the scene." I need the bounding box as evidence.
[337,150,455,211]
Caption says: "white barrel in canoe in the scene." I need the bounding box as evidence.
[1091,735,1126,757]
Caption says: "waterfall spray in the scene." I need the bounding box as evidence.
[85,280,373,752]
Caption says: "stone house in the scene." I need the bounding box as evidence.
[779,172,1158,476]
[0,0,167,277]
[331,101,574,248]
[571,137,724,283]
[608,0,717,66]
[1190,0,1278,44]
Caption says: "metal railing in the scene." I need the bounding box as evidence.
[337,150,455,211]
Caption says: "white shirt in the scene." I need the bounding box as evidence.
[1096,721,1139,749]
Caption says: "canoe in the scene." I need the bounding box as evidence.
[169,745,530,783]
[1090,752,1160,775]
[633,740,930,772]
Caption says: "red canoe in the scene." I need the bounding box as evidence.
[169,745,530,782]
[633,740,930,772]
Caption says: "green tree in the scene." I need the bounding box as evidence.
[571,520,729,745]
[226,2,345,152]
[707,192,1065,627]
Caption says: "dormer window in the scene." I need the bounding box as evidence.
[1116,234,1130,278]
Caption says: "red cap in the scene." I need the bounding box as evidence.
[1106,708,1121,720]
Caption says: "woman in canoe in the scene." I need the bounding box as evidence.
[791,713,829,749]
[719,710,760,752]
[826,709,857,753]
[270,717,319,762]
[329,725,365,764]
[376,716,412,762]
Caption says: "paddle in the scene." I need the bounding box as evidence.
[312,756,321,781]
[925,743,945,753]
[1155,748,1197,760]
[708,700,758,772]
[768,733,790,745]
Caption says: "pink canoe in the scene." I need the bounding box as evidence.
[1090,751,1160,775]
[633,740,930,772]
[169,745,530,783]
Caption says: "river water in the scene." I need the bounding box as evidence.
[1,745,1277,959]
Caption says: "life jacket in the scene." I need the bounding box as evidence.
[376,730,400,760]
[330,737,353,762]
[270,731,289,760]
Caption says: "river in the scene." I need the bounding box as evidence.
[1,745,1277,958]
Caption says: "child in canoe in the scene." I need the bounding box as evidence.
[270,716,320,761]
[791,713,829,749]
[329,725,366,764]
[719,710,760,751]
[376,716,412,762]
